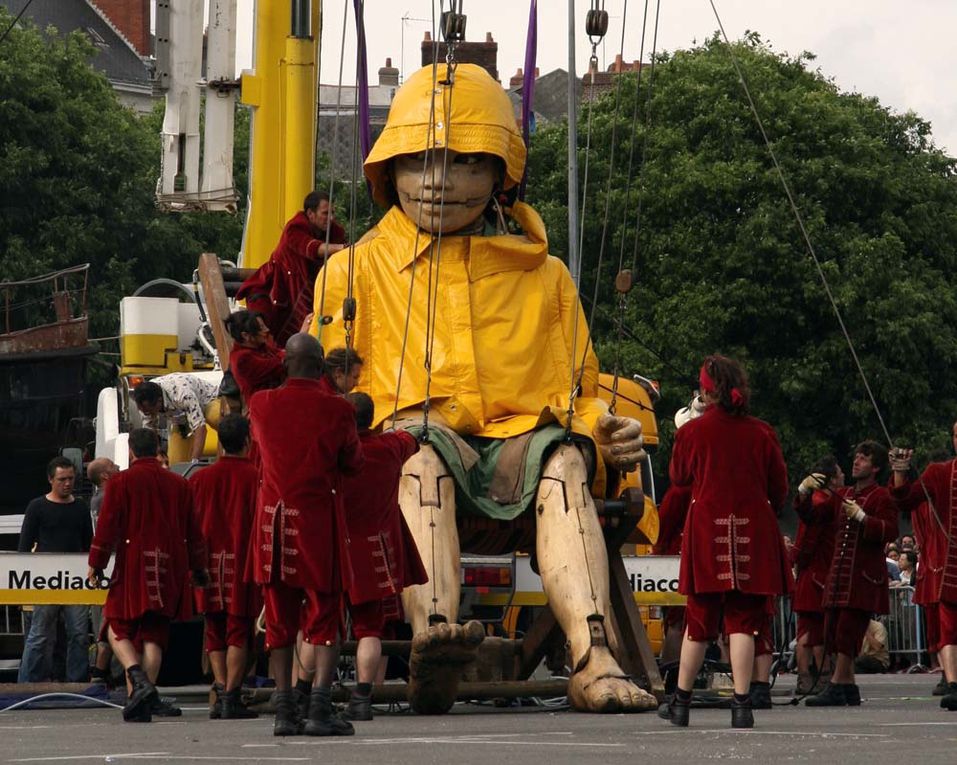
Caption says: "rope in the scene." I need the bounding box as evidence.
[610,0,661,412]
[708,1,949,535]
[564,6,607,438]
[315,0,353,344]
[342,0,365,357]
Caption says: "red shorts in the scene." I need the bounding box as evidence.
[263,582,339,650]
[685,591,769,642]
[108,612,171,652]
[754,612,775,657]
[938,600,957,649]
[347,597,385,640]
[664,606,686,631]
[825,607,871,658]
[796,611,826,647]
[204,612,253,652]
[924,602,941,653]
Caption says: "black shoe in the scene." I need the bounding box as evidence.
[805,682,846,707]
[749,681,772,710]
[940,684,957,710]
[932,677,949,696]
[342,692,373,721]
[210,683,225,720]
[222,688,259,719]
[844,683,861,706]
[731,697,754,729]
[273,691,302,736]
[294,688,311,721]
[122,666,158,723]
[303,688,355,737]
[657,696,690,727]
[150,696,183,717]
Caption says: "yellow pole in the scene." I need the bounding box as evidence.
[240,0,320,269]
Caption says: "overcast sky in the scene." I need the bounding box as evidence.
[234,1,955,155]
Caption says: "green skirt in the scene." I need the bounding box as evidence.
[404,422,593,521]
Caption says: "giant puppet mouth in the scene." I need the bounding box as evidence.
[401,194,488,210]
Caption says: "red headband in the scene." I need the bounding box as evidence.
[699,362,745,407]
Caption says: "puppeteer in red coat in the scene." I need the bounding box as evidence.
[189,455,261,620]
[248,375,364,649]
[230,341,285,406]
[670,406,792,601]
[89,457,205,628]
[342,429,428,609]
[236,206,347,347]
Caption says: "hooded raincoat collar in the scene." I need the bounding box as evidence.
[379,201,549,279]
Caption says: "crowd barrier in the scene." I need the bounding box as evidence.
[769,586,927,668]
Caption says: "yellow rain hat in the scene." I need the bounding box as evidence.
[364,63,527,208]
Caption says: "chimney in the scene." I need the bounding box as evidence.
[421,31,499,83]
[612,53,624,72]
[90,0,151,57]
[378,57,399,87]
[509,68,524,89]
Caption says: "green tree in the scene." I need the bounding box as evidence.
[526,34,957,490]
[0,10,244,343]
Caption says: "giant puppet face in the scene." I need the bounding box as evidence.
[392,150,500,234]
[363,64,527,226]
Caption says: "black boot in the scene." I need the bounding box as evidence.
[150,696,183,717]
[293,679,312,722]
[940,683,957,710]
[222,688,259,719]
[210,683,225,720]
[343,684,373,721]
[731,696,754,729]
[273,690,301,736]
[303,687,355,737]
[749,681,772,710]
[805,682,847,707]
[843,683,861,706]
[123,665,157,723]
[933,677,949,696]
[657,694,690,727]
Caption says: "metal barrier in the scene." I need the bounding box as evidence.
[772,596,796,666]
[885,585,925,669]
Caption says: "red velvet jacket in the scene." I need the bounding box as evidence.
[236,212,347,346]
[804,483,898,613]
[342,430,428,604]
[652,485,692,556]
[189,456,261,618]
[670,406,792,596]
[791,490,839,614]
[230,342,285,406]
[89,458,205,621]
[892,460,957,603]
[911,500,941,605]
[248,377,364,590]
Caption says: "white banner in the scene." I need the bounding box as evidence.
[0,553,113,605]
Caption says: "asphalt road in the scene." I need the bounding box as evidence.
[2,674,955,764]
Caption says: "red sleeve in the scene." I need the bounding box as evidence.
[861,491,899,545]
[88,478,123,570]
[890,464,943,513]
[284,222,323,262]
[337,407,365,476]
[653,487,690,555]
[669,427,692,487]
[183,481,207,570]
[765,428,789,511]
[233,347,285,394]
[395,430,420,463]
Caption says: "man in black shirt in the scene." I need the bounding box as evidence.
[17,456,93,683]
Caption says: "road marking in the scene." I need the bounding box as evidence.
[632,730,891,738]
[879,721,957,726]
[10,753,170,762]
[0,726,53,731]
[10,757,309,764]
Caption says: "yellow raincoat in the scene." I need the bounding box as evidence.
[311,63,612,497]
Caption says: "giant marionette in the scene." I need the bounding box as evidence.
[312,63,656,714]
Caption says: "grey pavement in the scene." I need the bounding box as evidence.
[2,674,956,764]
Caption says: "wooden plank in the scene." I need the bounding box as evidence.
[517,605,563,680]
[197,253,234,371]
[608,547,665,700]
